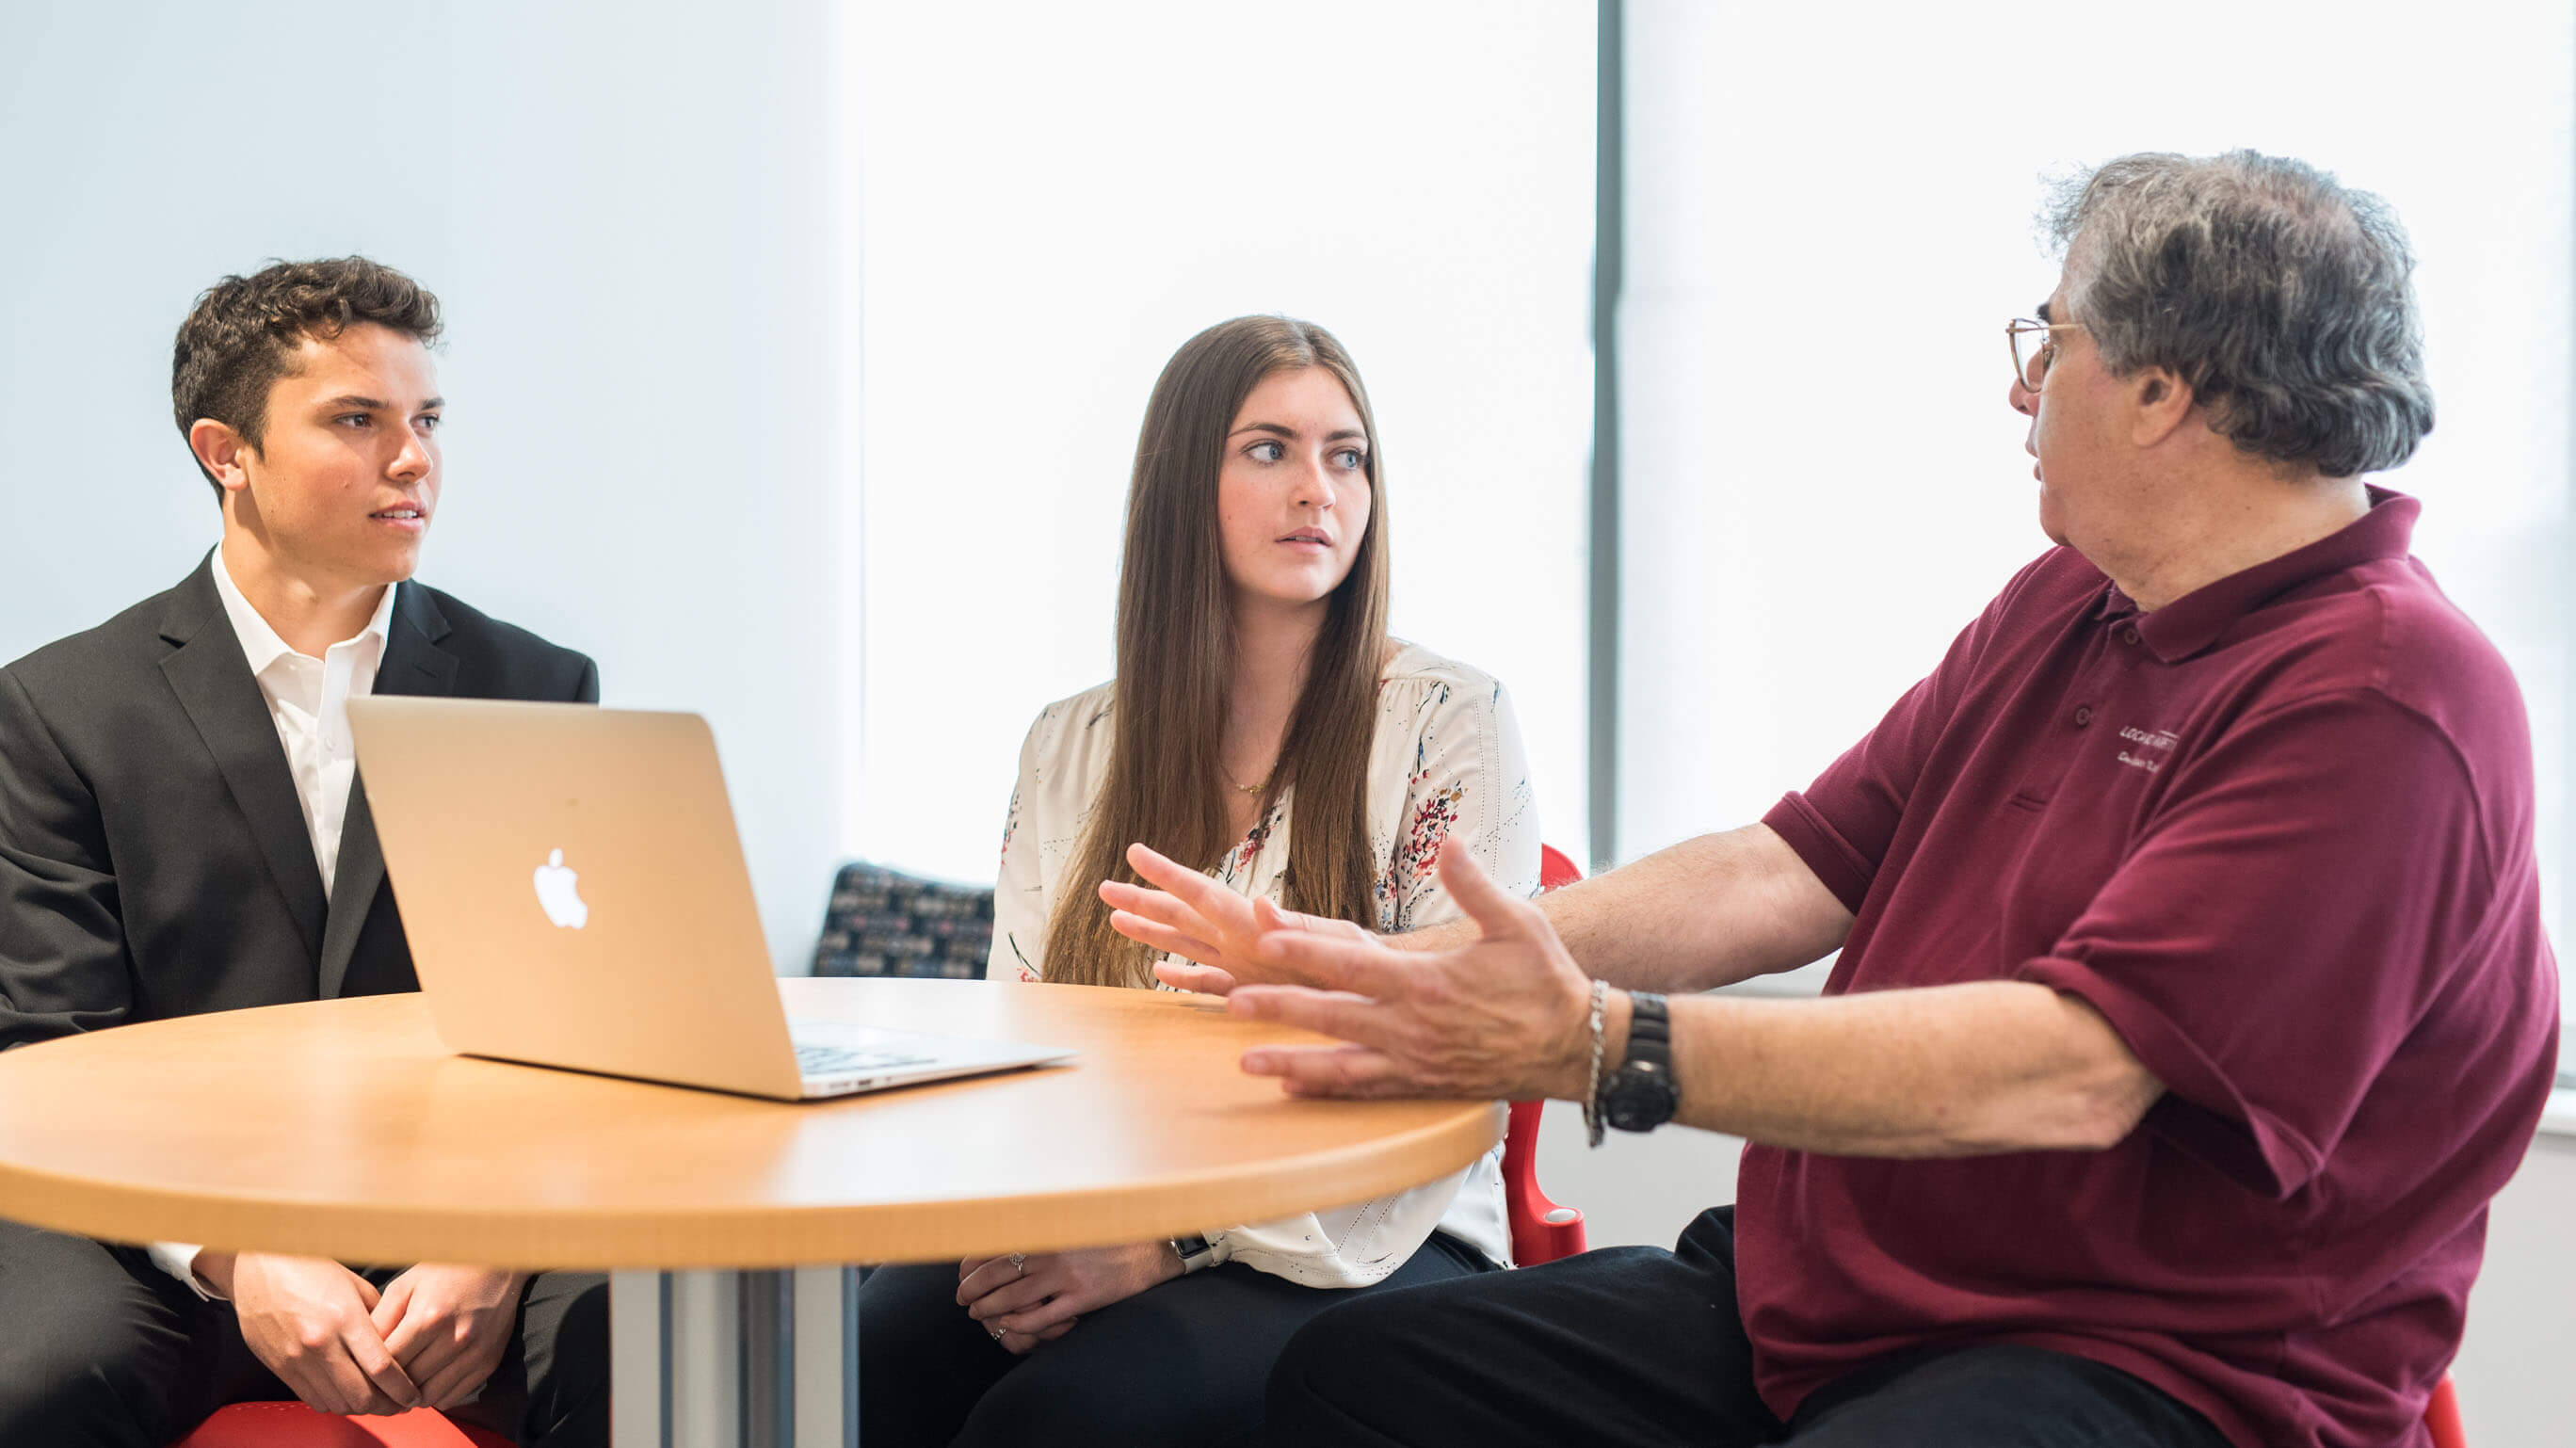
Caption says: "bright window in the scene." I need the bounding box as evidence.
[1617,1,2574,1010]
[845,3,1598,882]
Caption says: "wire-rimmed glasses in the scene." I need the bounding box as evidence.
[2007,318,2086,392]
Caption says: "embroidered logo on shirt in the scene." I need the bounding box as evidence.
[2116,725,2181,775]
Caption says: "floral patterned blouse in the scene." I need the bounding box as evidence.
[988,640,1540,1285]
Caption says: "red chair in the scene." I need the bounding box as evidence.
[174,1402,513,1448]
[1502,845,1590,1266]
[1503,1098,1587,1265]
[2423,1373,2465,1448]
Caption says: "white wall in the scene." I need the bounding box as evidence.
[2460,1128,2576,1445]
[0,0,847,971]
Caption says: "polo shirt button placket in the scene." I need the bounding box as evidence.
[2121,626,2142,646]
[2073,706,2093,728]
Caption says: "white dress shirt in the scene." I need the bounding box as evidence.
[991,641,1538,1285]
[147,554,398,1298]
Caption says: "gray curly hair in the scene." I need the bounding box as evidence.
[2047,152,2435,478]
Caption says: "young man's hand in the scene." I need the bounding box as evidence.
[202,1251,421,1415]
[372,1263,529,1409]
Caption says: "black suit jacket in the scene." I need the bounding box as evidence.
[0,554,598,1048]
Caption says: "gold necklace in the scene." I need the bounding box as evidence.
[1220,765,1270,797]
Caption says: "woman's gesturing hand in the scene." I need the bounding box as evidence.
[1102,842,1372,995]
[957,1241,1183,1355]
[1227,835,1597,1102]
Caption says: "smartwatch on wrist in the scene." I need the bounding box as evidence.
[1598,990,1680,1133]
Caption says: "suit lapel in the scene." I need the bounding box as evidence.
[376,581,460,700]
[157,555,328,968]
[318,582,456,997]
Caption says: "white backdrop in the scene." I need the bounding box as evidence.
[7,3,2562,988]
[0,0,847,971]
[1618,1,2575,1006]
[845,1,1599,883]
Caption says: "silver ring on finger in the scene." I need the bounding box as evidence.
[1008,1252,1026,1275]
[988,1323,1006,1343]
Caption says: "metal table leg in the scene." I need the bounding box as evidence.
[614,1266,861,1448]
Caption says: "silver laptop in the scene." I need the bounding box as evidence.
[346,698,1073,1101]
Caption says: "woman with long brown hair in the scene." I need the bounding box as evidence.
[858,315,1539,1445]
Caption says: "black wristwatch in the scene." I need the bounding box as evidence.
[1599,991,1679,1133]
[1167,1233,1218,1274]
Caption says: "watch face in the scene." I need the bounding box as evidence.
[1604,1070,1680,1132]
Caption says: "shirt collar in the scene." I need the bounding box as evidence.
[211,549,399,673]
[2097,486,2419,664]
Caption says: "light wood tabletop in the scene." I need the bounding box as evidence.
[0,978,1502,1270]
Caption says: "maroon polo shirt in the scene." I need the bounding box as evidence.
[1747,490,2559,1448]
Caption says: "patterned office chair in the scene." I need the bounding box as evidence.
[811,861,995,979]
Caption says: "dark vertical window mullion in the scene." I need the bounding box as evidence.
[1588,0,1625,872]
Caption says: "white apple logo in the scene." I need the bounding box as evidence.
[533,848,589,929]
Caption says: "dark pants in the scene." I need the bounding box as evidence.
[859,1231,1495,1448]
[1264,1208,2234,1448]
[0,1218,608,1448]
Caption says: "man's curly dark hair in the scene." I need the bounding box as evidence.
[170,256,443,497]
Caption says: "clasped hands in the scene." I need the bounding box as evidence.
[197,1251,524,1415]
[1099,834,1597,1102]
[955,1240,1181,1354]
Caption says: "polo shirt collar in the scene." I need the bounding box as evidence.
[2103,486,2419,664]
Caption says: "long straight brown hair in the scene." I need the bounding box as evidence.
[1043,315,1393,988]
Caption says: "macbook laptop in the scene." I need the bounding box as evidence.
[346,698,1073,1101]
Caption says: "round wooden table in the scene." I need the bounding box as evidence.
[0,978,1502,1447]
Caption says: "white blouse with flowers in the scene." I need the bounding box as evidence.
[988,640,1538,1285]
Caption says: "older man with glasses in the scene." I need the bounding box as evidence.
[1107,151,2558,1448]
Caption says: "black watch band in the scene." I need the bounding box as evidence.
[1168,1233,1217,1274]
[1599,990,1679,1133]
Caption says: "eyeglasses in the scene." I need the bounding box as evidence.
[2006,318,2086,393]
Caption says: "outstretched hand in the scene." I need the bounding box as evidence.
[1101,843,1373,995]
[1223,835,1598,1102]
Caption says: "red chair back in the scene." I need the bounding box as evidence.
[1538,844,1582,893]
[1504,845,1589,1265]
[2423,1373,2465,1448]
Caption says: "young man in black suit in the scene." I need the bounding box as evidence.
[0,259,607,1447]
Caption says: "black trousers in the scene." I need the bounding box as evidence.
[858,1231,1495,1448]
[0,1218,609,1448]
[1264,1208,2235,1448]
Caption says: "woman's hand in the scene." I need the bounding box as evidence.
[1228,835,1597,1101]
[957,1256,1077,1353]
[956,1241,1183,1353]
[1103,843,1373,994]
